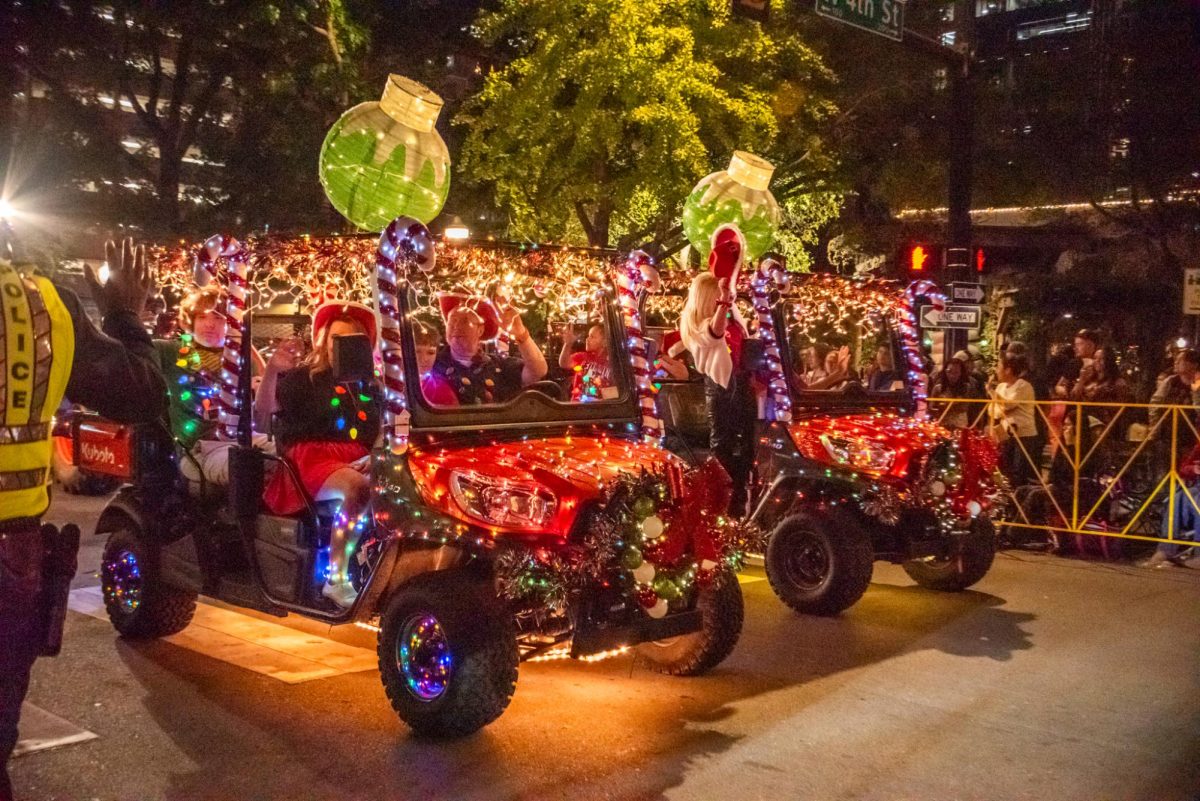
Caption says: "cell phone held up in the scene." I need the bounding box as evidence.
[332,333,374,384]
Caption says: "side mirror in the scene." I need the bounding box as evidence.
[332,334,374,383]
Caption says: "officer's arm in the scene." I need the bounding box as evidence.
[57,286,167,423]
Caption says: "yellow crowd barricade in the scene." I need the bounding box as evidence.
[926,396,1200,552]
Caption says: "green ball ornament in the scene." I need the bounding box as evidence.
[652,576,683,601]
[319,74,451,230]
[631,496,656,520]
[621,546,644,570]
[681,151,780,262]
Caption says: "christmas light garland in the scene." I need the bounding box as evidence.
[618,251,662,443]
[899,280,947,420]
[752,254,792,423]
[195,234,249,441]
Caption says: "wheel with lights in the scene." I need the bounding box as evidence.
[100,528,197,639]
[903,518,996,591]
[636,568,744,676]
[765,509,874,616]
[377,572,518,737]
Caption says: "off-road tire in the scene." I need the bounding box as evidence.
[903,518,996,591]
[377,572,518,738]
[101,528,197,638]
[765,509,874,616]
[636,569,744,676]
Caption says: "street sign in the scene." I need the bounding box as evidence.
[949,282,986,303]
[815,0,905,42]
[920,304,980,329]
[732,0,769,21]
[1184,269,1200,315]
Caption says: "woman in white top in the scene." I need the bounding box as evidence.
[990,353,1040,486]
[679,224,757,514]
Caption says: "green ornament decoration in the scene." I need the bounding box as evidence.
[319,74,451,230]
[681,151,780,261]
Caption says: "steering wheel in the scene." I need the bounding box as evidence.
[524,380,566,402]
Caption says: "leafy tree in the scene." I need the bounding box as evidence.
[7,0,368,236]
[457,0,839,250]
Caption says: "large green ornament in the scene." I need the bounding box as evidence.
[319,74,451,230]
[681,151,780,261]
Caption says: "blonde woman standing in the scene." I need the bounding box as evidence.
[679,225,758,515]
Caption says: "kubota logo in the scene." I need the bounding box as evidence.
[81,442,116,465]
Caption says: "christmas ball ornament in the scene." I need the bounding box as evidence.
[967,500,983,518]
[319,74,451,230]
[647,598,670,619]
[641,514,665,540]
[637,587,659,609]
[621,546,644,570]
[632,561,656,585]
[631,496,656,520]
[653,576,682,601]
[681,151,780,262]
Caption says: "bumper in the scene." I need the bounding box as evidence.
[570,608,702,658]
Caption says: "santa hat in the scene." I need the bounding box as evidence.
[661,330,686,359]
[707,224,747,285]
[312,300,379,348]
[437,291,501,341]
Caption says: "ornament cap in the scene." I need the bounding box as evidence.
[727,151,775,192]
[380,74,443,132]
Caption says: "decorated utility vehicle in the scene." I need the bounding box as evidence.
[655,265,1004,616]
[90,220,748,737]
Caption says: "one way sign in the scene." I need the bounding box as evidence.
[949,282,986,303]
[920,304,981,329]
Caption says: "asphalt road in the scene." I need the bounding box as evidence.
[11,492,1200,801]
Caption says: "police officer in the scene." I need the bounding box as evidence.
[0,237,166,801]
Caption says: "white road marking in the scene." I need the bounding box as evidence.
[14,703,97,757]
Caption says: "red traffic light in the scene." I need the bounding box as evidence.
[975,248,986,273]
[910,245,929,272]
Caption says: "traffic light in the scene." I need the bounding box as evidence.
[902,242,942,275]
[975,247,986,273]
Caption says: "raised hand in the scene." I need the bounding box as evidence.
[86,238,156,319]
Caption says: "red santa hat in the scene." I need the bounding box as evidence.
[660,330,686,359]
[707,224,747,285]
[312,300,378,348]
[437,291,501,341]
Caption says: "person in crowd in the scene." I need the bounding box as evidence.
[260,301,382,607]
[932,350,985,429]
[1149,348,1200,431]
[866,344,903,392]
[2,238,167,799]
[679,224,757,515]
[1054,328,1099,397]
[412,319,458,406]
[428,292,548,405]
[154,285,267,487]
[1065,346,1131,476]
[990,354,1040,486]
[798,345,852,390]
[1140,437,1200,568]
[559,320,616,401]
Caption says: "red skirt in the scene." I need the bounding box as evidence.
[262,440,369,515]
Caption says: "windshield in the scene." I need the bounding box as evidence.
[397,245,638,428]
[781,277,909,396]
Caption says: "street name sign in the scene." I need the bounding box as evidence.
[949,282,986,303]
[920,304,980,329]
[815,0,905,42]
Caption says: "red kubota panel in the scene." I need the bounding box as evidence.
[74,419,134,479]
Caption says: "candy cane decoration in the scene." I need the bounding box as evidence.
[899,280,947,420]
[618,251,662,443]
[196,235,249,441]
[753,254,792,423]
[375,217,436,455]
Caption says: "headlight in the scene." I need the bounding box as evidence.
[449,470,557,531]
[819,434,896,474]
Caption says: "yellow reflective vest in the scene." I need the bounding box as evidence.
[0,259,75,522]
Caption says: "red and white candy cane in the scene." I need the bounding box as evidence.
[196,234,249,441]
[617,251,662,443]
[899,280,947,420]
[752,254,792,423]
[375,216,436,455]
